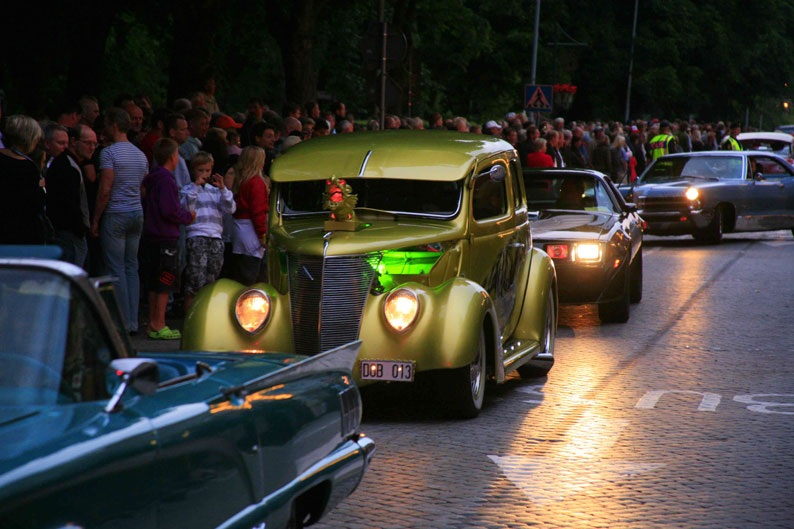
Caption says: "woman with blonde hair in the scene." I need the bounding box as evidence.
[229,146,268,285]
[0,115,48,244]
[609,134,631,184]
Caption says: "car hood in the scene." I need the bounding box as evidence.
[633,179,719,196]
[0,402,116,469]
[272,217,465,255]
[530,211,612,241]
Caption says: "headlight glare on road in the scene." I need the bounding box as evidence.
[685,187,699,201]
[235,289,271,334]
[384,288,419,332]
[574,243,601,262]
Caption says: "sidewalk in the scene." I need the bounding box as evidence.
[129,311,185,353]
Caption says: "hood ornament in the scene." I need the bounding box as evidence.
[323,176,359,231]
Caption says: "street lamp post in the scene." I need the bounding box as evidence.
[624,0,639,123]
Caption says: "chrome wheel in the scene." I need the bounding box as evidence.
[469,336,485,402]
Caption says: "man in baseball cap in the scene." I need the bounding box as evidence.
[484,120,502,135]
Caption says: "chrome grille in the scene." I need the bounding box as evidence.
[287,253,382,356]
[639,195,689,212]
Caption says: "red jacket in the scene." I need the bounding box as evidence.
[233,176,268,239]
[525,151,554,168]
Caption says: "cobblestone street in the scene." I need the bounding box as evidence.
[308,231,794,528]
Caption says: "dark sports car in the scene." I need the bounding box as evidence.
[523,169,643,323]
[0,252,373,529]
[622,151,794,243]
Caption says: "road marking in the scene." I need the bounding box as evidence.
[516,385,598,406]
[734,394,794,415]
[635,390,722,411]
[489,455,665,505]
[490,414,664,504]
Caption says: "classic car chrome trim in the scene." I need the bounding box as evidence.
[226,341,363,395]
[358,149,373,177]
[287,253,381,356]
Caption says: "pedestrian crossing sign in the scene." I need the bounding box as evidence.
[524,84,553,112]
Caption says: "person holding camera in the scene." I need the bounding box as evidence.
[179,151,236,310]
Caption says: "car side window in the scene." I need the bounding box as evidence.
[754,157,792,180]
[594,181,618,213]
[60,288,115,403]
[473,169,508,220]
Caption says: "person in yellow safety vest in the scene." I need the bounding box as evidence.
[721,123,743,150]
[648,120,679,161]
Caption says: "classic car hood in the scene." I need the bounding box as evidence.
[633,180,719,196]
[0,403,114,468]
[530,211,611,241]
[272,218,465,256]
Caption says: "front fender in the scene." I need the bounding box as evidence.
[357,277,496,377]
[512,247,557,344]
[181,279,294,353]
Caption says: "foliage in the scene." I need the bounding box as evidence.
[2,0,794,127]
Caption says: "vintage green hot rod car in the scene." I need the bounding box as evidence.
[0,252,373,529]
[183,131,558,417]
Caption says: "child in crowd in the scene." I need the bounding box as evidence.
[179,151,236,309]
[141,138,195,339]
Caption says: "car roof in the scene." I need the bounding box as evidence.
[655,150,789,162]
[523,167,608,179]
[270,130,515,182]
[736,132,794,143]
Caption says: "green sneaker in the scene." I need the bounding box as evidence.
[148,326,181,340]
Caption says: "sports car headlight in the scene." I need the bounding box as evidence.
[235,289,271,334]
[574,243,601,262]
[685,187,699,201]
[383,288,419,332]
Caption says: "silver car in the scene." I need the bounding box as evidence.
[622,151,794,243]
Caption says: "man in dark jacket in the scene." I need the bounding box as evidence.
[46,124,96,267]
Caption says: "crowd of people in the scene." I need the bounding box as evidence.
[0,79,754,338]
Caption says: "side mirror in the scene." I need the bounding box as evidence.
[624,202,638,213]
[105,358,159,413]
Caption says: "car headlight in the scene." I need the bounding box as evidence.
[383,288,419,332]
[574,243,601,262]
[234,289,271,334]
[685,187,699,201]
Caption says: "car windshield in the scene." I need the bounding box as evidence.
[523,172,616,213]
[279,178,463,218]
[0,268,71,404]
[739,138,791,157]
[641,155,744,182]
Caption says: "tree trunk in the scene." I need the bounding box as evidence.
[266,0,328,108]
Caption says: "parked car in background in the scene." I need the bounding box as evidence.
[0,253,373,529]
[183,131,558,418]
[774,124,794,135]
[621,151,794,243]
[523,168,643,323]
[737,131,794,163]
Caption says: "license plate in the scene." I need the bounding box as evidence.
[360,361,414,382]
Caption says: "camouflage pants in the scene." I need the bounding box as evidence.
[184,236,225,296]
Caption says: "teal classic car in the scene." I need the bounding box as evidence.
[0,254,373,529]
[183,131,558,418]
